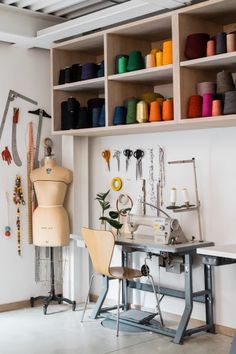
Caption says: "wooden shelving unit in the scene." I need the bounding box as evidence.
[51,0,236,137]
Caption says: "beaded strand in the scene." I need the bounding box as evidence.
[13,175,25,256]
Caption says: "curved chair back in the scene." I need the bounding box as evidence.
[81,228,115,276]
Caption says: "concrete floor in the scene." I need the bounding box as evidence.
[0,304,232,354]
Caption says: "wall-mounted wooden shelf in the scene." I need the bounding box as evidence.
[180,51,236,70]
[51,0,236,136]
[108,65,173,84]
[53,77,105,92]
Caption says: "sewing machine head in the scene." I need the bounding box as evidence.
[127,200,188,245]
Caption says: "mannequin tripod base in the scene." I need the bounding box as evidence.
[30,293,76,315]
[30,247,76,315]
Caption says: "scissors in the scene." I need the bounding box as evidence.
[133,149,144,179]
[102,150,111,171]
[113,150,121,171]
[123,149,133,172]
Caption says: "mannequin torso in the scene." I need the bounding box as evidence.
[30,158,73,246]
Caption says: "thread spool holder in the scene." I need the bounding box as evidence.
[167,158,203,242]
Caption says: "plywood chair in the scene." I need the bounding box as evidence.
[81,227,163,336]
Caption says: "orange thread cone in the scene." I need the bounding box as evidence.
[162,99,173,121]
[149,101,161,122]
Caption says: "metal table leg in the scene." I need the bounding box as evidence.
[91,275,109,319]
[173,253,193,344]
[230,332,236,354]
[204,264,215,333]
[122,250,129,311]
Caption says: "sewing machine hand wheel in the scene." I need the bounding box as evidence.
[141,264,150,276]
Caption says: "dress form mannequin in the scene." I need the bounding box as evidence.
[30,156,72,246]
[30,152,76,314]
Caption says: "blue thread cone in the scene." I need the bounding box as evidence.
[113,106,127,125]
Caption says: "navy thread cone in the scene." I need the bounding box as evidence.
[98,104,105,127]
[92,107,101,127]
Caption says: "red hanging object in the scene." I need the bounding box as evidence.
[1,146,12,165]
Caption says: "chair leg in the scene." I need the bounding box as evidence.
[81,274,95,322]
[148,274,164,327]
[116,279,122,337]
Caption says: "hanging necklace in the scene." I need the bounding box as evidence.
[13,175,25,256]
[158,146,165,206]
[5,192,11,237]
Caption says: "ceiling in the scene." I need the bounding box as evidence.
[0,0,195,48]
[0,0,133,20]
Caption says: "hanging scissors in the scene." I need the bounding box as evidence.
[123,149,133,172]
[102,150,111,171]
[134,149,144,179]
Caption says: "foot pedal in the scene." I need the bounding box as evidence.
[120,309,156,324]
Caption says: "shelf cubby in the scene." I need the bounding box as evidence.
[106,13,172,76]
[52,89,104,132]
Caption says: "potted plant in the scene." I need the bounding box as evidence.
[95,189,111,230]
[95,189,126,235]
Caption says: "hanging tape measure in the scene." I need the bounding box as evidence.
[111,177,122,191]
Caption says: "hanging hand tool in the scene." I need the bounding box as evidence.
[113,150,121,171]
[0,89,38,143]
[28,109,51,168]
[134,149,144,179]
[11,108,22,167]
[1,146,12,165]
[123,149,133,172]
[102,150,111,171]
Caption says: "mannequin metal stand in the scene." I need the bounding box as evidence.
[30,247,76,315]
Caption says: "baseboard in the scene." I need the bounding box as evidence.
[89,293,235,337]
[0,300,31,313]
[215,324,235,337]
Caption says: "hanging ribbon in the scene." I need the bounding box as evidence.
[5,192,11,237]
[27,122,35,244]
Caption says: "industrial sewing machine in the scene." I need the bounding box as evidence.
[127,201,188,245]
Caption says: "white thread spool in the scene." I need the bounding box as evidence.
[182,188,190,206]
[227,33,236,53]
[170,188,176,206]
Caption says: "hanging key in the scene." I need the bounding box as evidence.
[113,150,121,171]
[102,150,111,171]
[134,149,144,179]
[123,149,133,172]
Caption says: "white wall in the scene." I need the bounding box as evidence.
[88,127,236,329]
[0,45,60,304]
